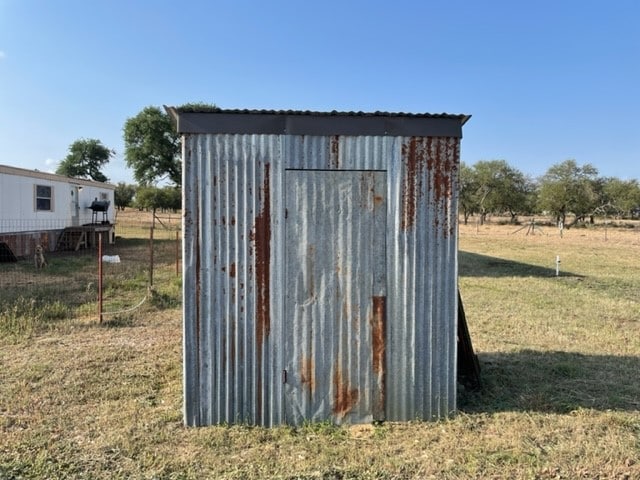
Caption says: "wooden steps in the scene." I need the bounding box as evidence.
[56,228,88,251]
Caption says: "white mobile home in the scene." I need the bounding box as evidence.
[0,164,116,257]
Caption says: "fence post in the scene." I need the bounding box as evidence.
[98,232,103,323]
[149,226,154,287]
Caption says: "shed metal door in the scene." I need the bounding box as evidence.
[284,170,387,425]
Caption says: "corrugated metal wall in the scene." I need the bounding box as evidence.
[183,133,460,426]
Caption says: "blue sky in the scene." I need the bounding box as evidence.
[1,0,638,184]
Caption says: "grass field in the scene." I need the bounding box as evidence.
[1,215,639,479]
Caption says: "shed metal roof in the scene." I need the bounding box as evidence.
[167,107,470,138]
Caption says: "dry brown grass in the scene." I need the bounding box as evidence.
[1,216,639,479]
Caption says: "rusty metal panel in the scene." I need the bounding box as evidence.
[385,136,460,421]
[283,170,387,424]
[182,133,281,426]
[286,135,391,170]
[182,128,461,426]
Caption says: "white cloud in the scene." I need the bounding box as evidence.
[44,158,57,173]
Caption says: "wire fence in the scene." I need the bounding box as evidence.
[0,213,182,324]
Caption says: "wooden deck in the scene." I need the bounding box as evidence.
[56,225,114,251]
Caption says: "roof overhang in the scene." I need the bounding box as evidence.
[0,164,116,189]
[166,107,470,138]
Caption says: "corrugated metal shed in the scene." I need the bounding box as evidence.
[169,108,470,427]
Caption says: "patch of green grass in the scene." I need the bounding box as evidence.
[47,253,95,274]
[105,273,148,292]
[0,295,70,340]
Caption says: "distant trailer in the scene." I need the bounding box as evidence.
[169,108,471,427]
[0,164,115,257]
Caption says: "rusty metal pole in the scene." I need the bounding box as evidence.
[98,232,103,323]
[149,226,154,287]
[176,230,180,277]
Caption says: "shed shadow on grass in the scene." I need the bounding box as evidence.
[459,350,640,413]
[459,251,584,278]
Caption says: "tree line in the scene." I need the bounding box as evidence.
[55,104,640,225]
[112,183,181,212]
[461,159,640,227]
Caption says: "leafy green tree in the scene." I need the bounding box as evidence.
[123,103,217,187]
[537,160,599,227]
[134,186,181,213]
[471,160,531,224]
[495,169,535,223]
[522,179,539,217]
[123,106,181,186]
[114,182,137,211]
[56,138,114,182]
[163,187,181,212]
[598,177,640,217]
[134,186,165,211]
[459,162,479,224]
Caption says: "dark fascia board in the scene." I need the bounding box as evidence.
[166,108,470,138]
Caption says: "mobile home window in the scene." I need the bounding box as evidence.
[36,185,53,211]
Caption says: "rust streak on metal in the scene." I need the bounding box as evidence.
[449,139,460,237]
[429,137,458,237]
[432,137,452,202]
[229,262,236,278]
[401,137,427,230]
[370,296,386,375]
[428,137,440,230]
[253,163,271,421]
[332,366,359,417]
[254,163,271,343]
[300,357,315,394]
[401,136,458,234]
[330,135,340,168]
[371,296,386,420]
